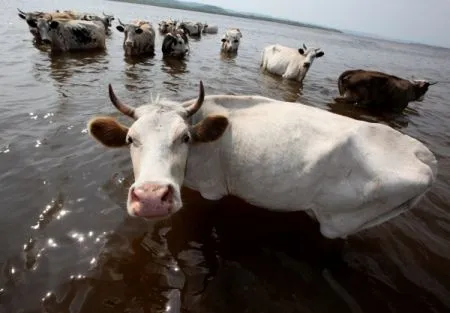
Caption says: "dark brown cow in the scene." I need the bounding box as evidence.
[334,69,437,113]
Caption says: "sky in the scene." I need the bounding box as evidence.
[184,0,450,48]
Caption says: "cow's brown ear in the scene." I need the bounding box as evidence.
[191,115,229,143]
[88,117,129,148]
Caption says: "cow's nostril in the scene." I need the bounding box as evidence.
[130,187,139,202]
[43,39,51,44]
[161,186,172,203]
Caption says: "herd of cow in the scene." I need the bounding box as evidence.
[18,7,438,114]
[17,8,439,240]
[17,8,241,58]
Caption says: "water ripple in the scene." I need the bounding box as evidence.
[0,1,449,312]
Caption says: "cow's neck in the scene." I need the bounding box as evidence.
[183,109,229,201]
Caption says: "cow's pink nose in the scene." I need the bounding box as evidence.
[129,183,173,218]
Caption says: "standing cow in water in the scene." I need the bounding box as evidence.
[220,28,242,54]
[161,29,189,58]
[35,17,106,52]
[178,21,203,37]
[260,43,325,83]
[335,69,437,113]
[116,19,155,56]
[82,12,115,34]
[158,19,178,34]
[87,81,437,239]
[17,8,77,43]
[202,23,218,34]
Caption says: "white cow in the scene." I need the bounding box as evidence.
[36,17,106,52]
[261,43,325,83]
[220,28,242,53]
[178,21,203,37]
[116,19,155,56]
[202,23,218,34]
[87,81,437,239]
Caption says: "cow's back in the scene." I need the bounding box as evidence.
[261,44,300,77]
[60,20,106,51]
[184,96,437,238]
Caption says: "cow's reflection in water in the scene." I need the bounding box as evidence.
[42,187,343,313]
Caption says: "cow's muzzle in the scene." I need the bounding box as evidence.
[128,182,175,218]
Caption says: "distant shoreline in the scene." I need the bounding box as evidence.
[108,0,343,33]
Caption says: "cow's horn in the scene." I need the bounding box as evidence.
[184,81,205,117]
[429,81,438,86]
[303,43,307,50]
[108,84,136,119]
[118,18,125,26]
[17,8,26,15]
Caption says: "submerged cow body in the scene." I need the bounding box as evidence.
[178,21,203,37]
[116,19,155,56]
[202,24,218,34]
[158,19,178,34]
[161,29,189,58]
[220,28,242,53]
[335,69,437,113]
[87,82,437,239]
[36,18,106,52]
[261,43,324,83]
[81,12,115,33]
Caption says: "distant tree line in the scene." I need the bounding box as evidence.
[109,0,342,33]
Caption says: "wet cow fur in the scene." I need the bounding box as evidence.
[335,69,436,113]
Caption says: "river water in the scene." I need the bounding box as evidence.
[1,0,449,312]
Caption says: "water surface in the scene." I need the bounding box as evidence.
[1,0,449,312]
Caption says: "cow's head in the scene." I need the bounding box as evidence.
[296,43,325,81]
[177,23,191,36]
[161,31,189,57]
[88,82,228,219]
[411,80,437,102]
[17,8,43,22]
[116,19,146,50]
[102,12,115,27]
[221,29,242,53]
[17,8,46,39]
[35,16,61,44]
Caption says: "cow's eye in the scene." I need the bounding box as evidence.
[182,134,190,143]
[126,136,133,144]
